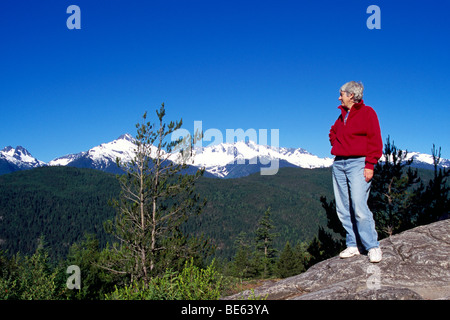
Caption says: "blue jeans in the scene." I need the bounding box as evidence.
[332,156,379,251]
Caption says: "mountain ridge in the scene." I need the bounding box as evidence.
[1,134,449,177]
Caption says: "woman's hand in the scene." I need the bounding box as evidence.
[364,168,374,182]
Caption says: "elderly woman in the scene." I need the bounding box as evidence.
[329,81,383,263]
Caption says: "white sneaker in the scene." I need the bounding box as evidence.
[368,247,382,263]
[339,247,360,259]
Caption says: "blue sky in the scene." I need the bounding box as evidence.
[1,0,449,162]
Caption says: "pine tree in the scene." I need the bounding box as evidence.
[66,234,117,300]
[254,207,278,278]
[306,196,345,268]
[412,145,450,225]
[103,104,206,285]
[275,241,307,278]
[0,236,61,300]
[369,136,421,237]
[229,232,258,278]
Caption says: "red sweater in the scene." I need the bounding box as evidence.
[329,100,382,170]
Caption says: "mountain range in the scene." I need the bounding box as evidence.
[1,134,449,177]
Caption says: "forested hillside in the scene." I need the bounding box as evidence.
[0,166,335,261]
[0,165,439,261]
[192,167,334,258]
[0,167,118,259]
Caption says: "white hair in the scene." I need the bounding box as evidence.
[340,81,364,103]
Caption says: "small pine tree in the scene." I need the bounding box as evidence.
[276,241,306,278]
[306,196,345,268]
[306,226,344,268]
[254,207,278,278]
[65,234,118,300]
[229,232,258,278]
[0,237,61,300]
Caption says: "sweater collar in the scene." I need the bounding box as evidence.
[338,100,365,116]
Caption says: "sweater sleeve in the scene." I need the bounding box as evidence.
[329,118,339,146]
[365,108,383,170]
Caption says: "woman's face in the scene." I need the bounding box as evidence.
[339,91,354,108]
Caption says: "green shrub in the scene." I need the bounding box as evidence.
[0,246,62,300]
[104,259,223,300]
[174,258,222,300]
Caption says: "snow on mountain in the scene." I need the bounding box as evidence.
[48,133,141,174]
[379,150,450,169]
[48,152,83,167]
[1,134,449,177]
[0,146,45,174]
[407,151,450,168]
[48,134,136,166]
[187,140,334,178]
[1,146,45,167]
[45,135,334,178]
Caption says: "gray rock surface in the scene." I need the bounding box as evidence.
[225,219,450,300]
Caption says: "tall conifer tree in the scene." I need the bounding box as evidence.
[103,104,205,285]
[254,207,278,278]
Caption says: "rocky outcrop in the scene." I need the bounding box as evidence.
[225,219,450,300]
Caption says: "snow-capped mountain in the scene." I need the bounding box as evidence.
[0,145,45,174]
[44,135,449,178]
[48,134,143,174]
[1,134,449,177]
[47,134,334,178]
[380,151,450,170]
[407,151,450,169]
[188,141,334,178]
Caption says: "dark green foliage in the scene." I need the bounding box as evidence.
[307,226,343,267]
[104,259,223,300]
[369,136,421,237]
[412,145,450,225]
[0,166,119,260]
[228,232,259,279]
[275,241,308,278]
[226,208,309,280]
[192,166,335,259]
[0,237,65,299]
[369,138,449,239]
[254,207,279,278]
[0,165,334,262]
[64,234,121,299]
[306,196,345,268]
